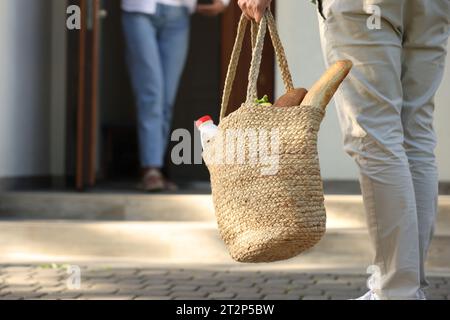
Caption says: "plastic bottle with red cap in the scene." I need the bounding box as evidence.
[196,115,218,150]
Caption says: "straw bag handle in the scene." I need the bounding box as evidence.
[219,10,294,121]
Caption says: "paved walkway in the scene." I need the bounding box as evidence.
[0,264,449,300]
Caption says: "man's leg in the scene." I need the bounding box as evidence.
[157,5,191,153]
[401,0,450,292]
[318,0,420,299]
[122,12,165,168]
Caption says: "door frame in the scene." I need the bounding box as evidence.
[66,0,101,190]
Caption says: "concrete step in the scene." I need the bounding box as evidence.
[1,192,450,233]
[325,195,450,233]
[0,192,216,221]
[0,220,449,273]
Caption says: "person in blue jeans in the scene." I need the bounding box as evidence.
[122,0,230,191]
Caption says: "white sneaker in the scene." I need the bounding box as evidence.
[355,291,380,300]
[417,289,427,300]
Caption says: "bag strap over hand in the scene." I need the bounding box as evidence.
[219,10,294,121]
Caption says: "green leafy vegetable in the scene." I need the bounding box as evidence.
[254,95,272,106]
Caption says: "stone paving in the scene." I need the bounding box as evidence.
[0,264,449,300]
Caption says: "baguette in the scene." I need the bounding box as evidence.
[301,60,353,110]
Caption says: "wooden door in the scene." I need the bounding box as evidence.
[170,2,276,182]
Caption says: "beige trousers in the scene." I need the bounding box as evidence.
[318,0,450,299]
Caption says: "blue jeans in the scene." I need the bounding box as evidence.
[122,4,190,168]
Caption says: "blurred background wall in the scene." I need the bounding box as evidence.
[0,0,66,187]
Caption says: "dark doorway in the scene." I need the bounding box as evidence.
[66,0,275,190]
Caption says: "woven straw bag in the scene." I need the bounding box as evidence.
[204,11,352,263]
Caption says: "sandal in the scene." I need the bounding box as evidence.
[139,168,165,192]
